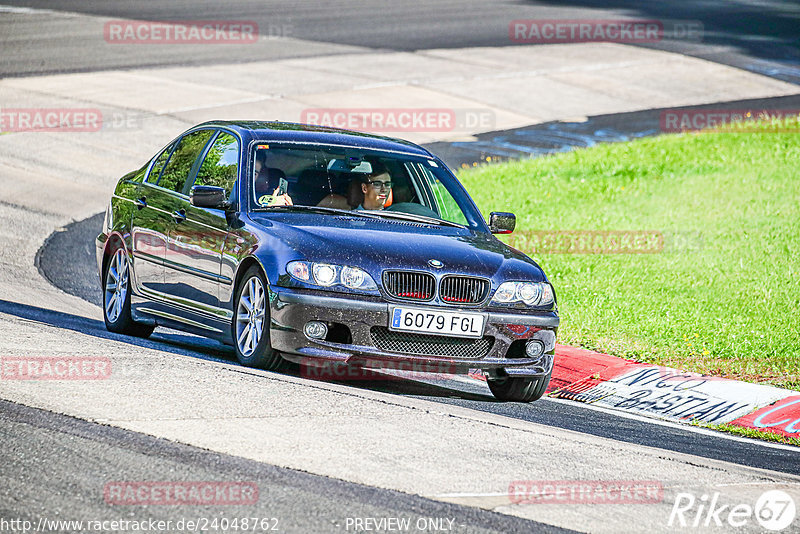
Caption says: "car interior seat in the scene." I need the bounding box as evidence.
[295,169,335,206]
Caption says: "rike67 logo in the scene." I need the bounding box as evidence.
[669,490,796,531]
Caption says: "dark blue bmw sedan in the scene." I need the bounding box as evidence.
[97,121,559,402]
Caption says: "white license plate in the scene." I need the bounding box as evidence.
[389,307,486,339]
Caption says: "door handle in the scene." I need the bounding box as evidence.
[134,197,147,210]
[172,209,186,223]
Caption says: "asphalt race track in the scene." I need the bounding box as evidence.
[35,211,800,477]
[0,400,567,534]
[2,0,799,82]
[2,1,800,533]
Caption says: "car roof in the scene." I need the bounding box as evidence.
[196,120,434,157]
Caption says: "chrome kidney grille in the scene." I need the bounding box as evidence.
[383,271,489,305]
[440,275,489,304]
[383,271,436,301]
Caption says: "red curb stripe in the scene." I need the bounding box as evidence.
[547,346,798,439]
[547,344,638,394]
[728,396,800,439]
[467,345,799,442]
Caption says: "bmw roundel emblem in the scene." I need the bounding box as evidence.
[428,259,443,268]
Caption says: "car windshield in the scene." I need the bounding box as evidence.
[250,144,485,230]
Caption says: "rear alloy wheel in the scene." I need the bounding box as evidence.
[487,370,551,402]
[234,266,287,370]
[103,245,154,338]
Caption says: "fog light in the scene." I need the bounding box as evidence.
[525,340,545,359]
[304,321,328,339]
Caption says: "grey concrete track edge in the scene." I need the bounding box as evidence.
[0,399,572,534]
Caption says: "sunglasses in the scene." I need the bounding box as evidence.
[366,180,393,189]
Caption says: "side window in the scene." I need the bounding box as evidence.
[146,141,175,183]
[157,129,214,194]
[411,163,469,226]
[194,132,239,197]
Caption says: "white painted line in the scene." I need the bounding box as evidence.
[0,5,51,14]
[435,492,508,498]
[356,367,799,452]
[0,4,75,16]
[433,480,800,500]
[542,396,800,453]
[713,481,800,488]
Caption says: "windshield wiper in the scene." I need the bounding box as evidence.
[252,205,382,219]
[373,210,466,228]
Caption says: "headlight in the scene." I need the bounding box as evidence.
[517,283,540,305]
[493,283,516,303]
[312,263,337,286]
[287,261,377,291]
[491,281,554,307]
[288,261,310,281]
[341,266,366,289]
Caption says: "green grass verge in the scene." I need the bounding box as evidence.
[458,117,800,390]
[692,422,800,447]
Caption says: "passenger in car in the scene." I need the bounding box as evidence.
[355,162,392,211]
[254,150,292,206]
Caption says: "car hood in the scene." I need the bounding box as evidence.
[248,213,546,282]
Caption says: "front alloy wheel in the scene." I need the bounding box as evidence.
[233,266,286,370]
[103,245,154,338]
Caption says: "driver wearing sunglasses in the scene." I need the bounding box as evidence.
[356,162,393,210]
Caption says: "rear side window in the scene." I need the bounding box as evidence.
[157,129,214,194]
[194,132,239,197]
[146,141,175,183]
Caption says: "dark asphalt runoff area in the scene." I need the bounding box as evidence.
[33,212,800,478]
[428,93,800,168]
[0,400,570,534]
[1,0,799,83]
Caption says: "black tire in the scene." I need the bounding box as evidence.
[233,266,287,371]
[487,369,552,402]
[103,244,155,338]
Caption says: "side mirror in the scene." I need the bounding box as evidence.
[190,185,231,210]
[489,212,516,234]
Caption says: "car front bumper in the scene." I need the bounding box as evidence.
[269,287,559,378]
